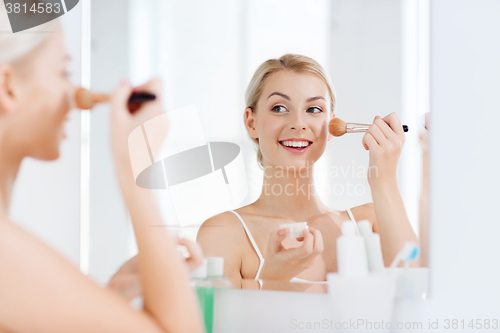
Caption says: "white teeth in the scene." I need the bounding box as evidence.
[281,140,310,148]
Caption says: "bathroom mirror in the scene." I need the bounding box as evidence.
[88,0,429,289]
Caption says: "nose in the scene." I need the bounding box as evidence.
[290,111,307,131]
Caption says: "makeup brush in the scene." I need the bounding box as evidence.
[329,117,409,137]
[75,87,156,111]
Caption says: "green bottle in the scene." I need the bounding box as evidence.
[191,257,233,333]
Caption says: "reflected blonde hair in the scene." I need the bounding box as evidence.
[0,0,60,64]
[244,54,336,168]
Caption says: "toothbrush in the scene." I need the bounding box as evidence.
[389,241,420,273]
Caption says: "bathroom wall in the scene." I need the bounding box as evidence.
[429,0,500,315]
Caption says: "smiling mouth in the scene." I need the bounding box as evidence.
[279,140,313,151]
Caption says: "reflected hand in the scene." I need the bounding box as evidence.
[107,238,204,302]
[177,238,204,273]
[258,227,324,281]
[362,112,405,185]
[107,255,141,302]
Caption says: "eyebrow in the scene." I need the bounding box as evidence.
[268,92,290,100]
[268,92,326,103]
[306,96,326,102]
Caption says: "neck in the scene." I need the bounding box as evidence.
[254,163,328,221]
[0,131,23,217]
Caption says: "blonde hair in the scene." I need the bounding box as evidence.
[0,0,60,64]
[244,54,336,168]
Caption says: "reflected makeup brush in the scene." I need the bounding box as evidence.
[329,117,409,137]
[75,87,156,112]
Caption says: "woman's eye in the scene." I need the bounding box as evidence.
[271,105,287,113]
[307,107,323,114]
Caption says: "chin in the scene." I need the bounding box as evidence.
[32,146,61,161]
[274,158,316,171]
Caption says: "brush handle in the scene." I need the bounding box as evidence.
[346,123,409,133]
[128,92,156,103]
[126,92,156,114]
[346,123,370,133]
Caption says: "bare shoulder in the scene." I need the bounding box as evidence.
[197,211,248,279]
[0,218,82,279]
[0,217,36,255]
[197,211,247,254]
[198,211,245,237]
[0,219,84,329]
[0,219,162,333]
[350,203,379,232]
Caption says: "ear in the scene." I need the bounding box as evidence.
[245,107,258,139]
[0,64,20,115]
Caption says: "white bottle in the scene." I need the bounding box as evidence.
[206,257,233,288]
[357,220,385,273]
[336,221,368,276]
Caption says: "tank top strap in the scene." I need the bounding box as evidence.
[228,210,265,280]
[346,208,360,235]
[346,208,356,222]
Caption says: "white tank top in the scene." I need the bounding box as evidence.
[228,209,357,284]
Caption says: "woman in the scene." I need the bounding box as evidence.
[197,54,418,286]
[0,9,202,333]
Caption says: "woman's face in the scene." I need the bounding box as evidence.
[247,70,333,170]
[13,30,74,160]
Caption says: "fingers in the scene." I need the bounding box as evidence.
[363,113,405,152]
[110,80,133,117]
[133,77,162,97]
[362,132,379,151]
[382,112,404,136]
[298,227,314,257]
[367,119,388,145]
[115,255,139,274]
[285,227,323,260]
[268,228,288,253]
[178,238,204,272]
[374,116,399,142]
[108,274,142,302]
[308,227,324,256]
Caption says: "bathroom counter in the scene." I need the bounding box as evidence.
[213,288,428,333]
[212,271,429,333]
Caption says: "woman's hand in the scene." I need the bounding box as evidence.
[107,238,204,302]
[177,238,204,273]
[362,113,405,186]
[258,227,324,281]
[107,256,141,302]
[110,78,167,167]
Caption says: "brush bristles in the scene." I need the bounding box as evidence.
[75,88,94,110]
[329,117,347,137]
